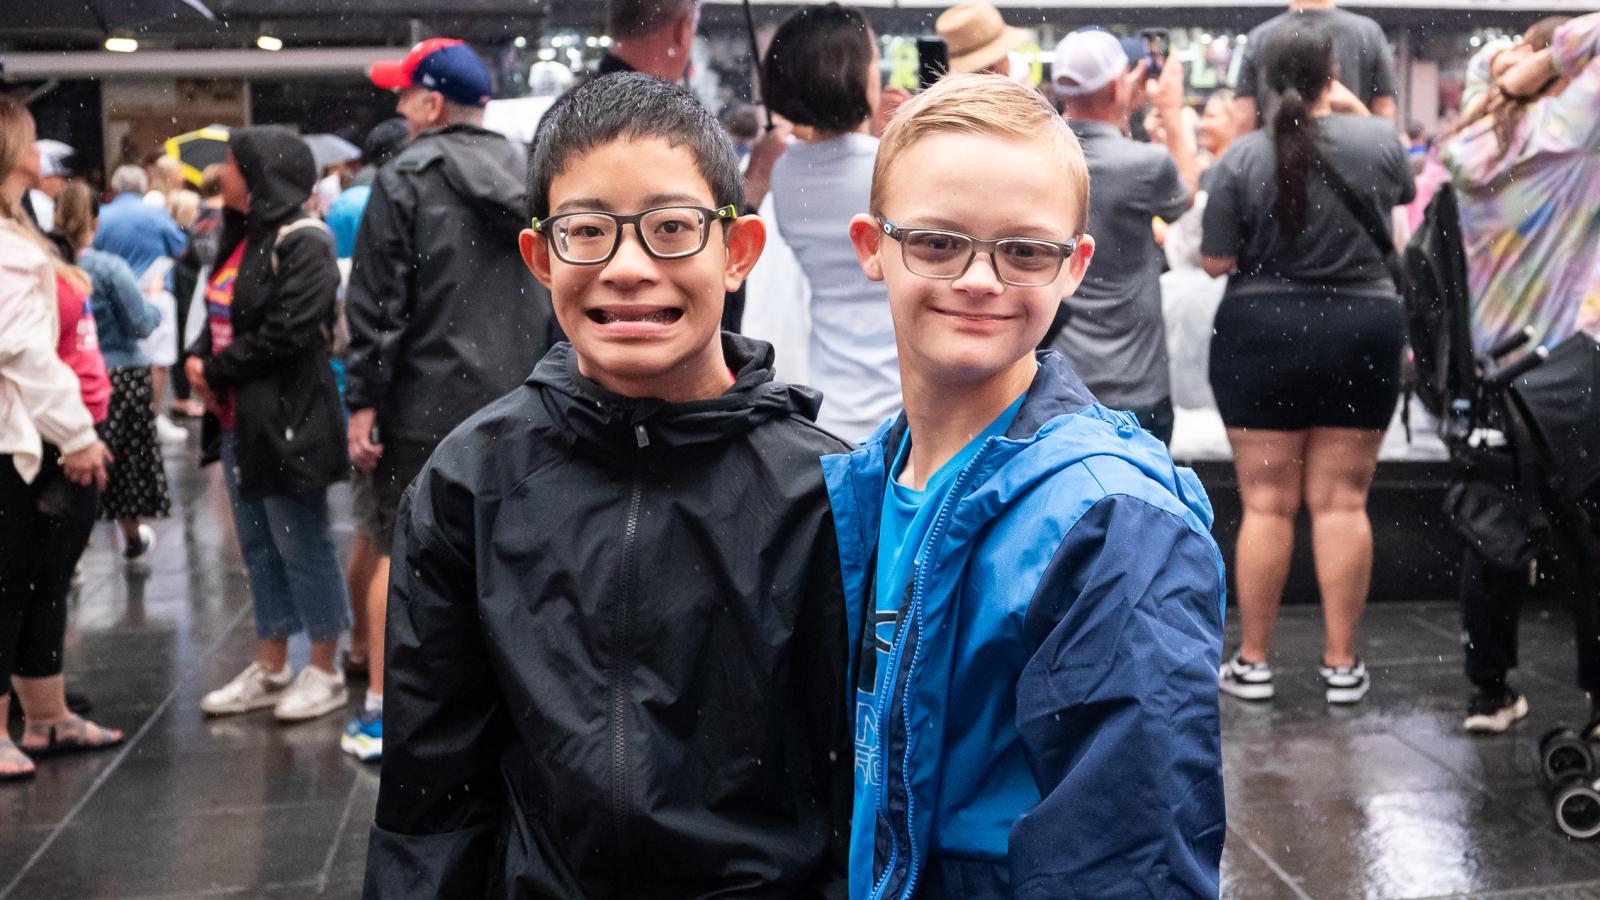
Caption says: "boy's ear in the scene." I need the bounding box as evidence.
[1057,233,1096,296]
[722,215,767,293]
[848,213,885,282]
[520,228,554,289]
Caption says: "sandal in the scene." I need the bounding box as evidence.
[0,739,36,782]
[20,714,124,759]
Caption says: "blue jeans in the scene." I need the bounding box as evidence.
[220,431,351,642]
[1125,396,1175,447]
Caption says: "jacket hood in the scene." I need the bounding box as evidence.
[230,126,317,228]
[527,333,824,454]
[416,125,529,226]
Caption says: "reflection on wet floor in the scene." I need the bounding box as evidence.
[5,443,1600,899]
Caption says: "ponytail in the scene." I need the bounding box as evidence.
[1263,24,1335,242]
[1271,86,1319,240]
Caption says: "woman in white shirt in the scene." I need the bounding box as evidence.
[762,3,900,441]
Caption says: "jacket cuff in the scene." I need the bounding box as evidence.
[57,427,99,456]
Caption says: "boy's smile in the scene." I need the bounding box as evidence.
[521,137,765,403]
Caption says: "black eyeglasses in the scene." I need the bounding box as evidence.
[532,205,738,266]
[876,216,1078,287]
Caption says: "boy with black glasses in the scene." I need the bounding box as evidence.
[834,73,1226,897]
[363,73,851,898]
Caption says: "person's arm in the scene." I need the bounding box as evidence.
[1199,152,1242,279]
[1148,61,1201,199]
[741,123,790,211]
[100,254,163,339]
[202,228,338,387]
[365,451,509,899]
[0,261,100,457]
[796,514,852,892]
[1543,12,1600,151]
[343,173,415,416]
[1368,23,1401,125]
[1009,492,1225,898]
[1370,96,1398,123]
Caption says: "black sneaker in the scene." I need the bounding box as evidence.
[1463,684,1528,733]
[1219,653,1275,701]
[1320,658,1371,705]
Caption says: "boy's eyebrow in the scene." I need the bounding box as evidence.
[550,193,712,215]
[900,214,1072,241]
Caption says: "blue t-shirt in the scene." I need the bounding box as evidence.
[325,184,372,260]
[868,392,1027,690]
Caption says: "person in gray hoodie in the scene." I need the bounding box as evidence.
[341,38,553,762]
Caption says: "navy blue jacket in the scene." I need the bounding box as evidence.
[823,352,1226,899]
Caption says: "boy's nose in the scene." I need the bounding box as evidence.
[601,227,659,286]
[953,251,1005,296]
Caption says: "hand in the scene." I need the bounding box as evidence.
[1325,80,1370,116]
[1121,59,1150,114]
[347,407,383,473]
[1498,47,1558,99]
[873,86,911,137]
[185,356,219,415]
[62,441,113,491]
[1146,56,1184,113]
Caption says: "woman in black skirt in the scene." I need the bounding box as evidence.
[1201,23,1415,706]
[51,181,171,561]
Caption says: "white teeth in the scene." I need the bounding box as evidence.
[596,310,678,324]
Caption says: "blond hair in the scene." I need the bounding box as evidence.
[870,73,1091,235]
[0,97,90,293]
[168,188,201,229]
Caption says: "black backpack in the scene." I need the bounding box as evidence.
[1400,185,1476,419]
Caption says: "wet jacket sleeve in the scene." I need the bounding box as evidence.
[343,171,414,414]
[202,230,338,387]
[1010,494,1225,899]
[366,452,510,899]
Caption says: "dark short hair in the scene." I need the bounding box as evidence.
[762,3,875,135]
[528,72,744,221]
[607,0,696,40]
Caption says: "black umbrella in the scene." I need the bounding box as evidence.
[742,0,774,132]
[8,0,215,34]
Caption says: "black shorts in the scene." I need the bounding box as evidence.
[1209,291,1403,431]
[372,439,438,555]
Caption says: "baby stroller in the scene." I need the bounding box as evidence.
[1407,186,1600,836]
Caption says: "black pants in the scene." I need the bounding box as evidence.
[1461,498,1600,694]
[0,450,98,684]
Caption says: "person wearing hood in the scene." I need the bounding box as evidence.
[363,73,851,897]
[184,126,352,724]
[340,40,553,762]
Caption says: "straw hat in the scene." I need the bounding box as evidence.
[936,2,1028,74]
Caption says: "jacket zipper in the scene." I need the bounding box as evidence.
[877,440,1000,900]
[610,426,646,879]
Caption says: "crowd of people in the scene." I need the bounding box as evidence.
[2,0,1598,894]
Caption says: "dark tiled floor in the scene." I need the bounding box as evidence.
[5,437,1600,899]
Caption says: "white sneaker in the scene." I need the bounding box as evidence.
[201,662,293,716]
[1321,659,1371,705]
[155,414,188,445]
[273,665,348,722]
[1219,653,1275,701]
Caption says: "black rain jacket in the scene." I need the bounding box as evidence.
[187,126,347,500]
[365,335,853,899]
[343,124,554,445]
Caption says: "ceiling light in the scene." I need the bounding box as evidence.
[105,37,139,52]
[256,34,283,51]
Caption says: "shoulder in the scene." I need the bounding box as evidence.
[426,383,557,491]
[1335,8,1388,40]
[1329,114,1402,148]
[390,138,447,176]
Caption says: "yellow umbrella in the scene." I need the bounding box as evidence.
[164,125,231,188]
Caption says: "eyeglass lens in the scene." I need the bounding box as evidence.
[901,231,1066,286]
[554,207,711,263]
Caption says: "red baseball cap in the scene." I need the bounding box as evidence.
[369,38,493,108]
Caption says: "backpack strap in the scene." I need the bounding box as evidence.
[1311,149,1407,293]
[270,217,332,275]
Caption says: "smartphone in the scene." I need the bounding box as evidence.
[916,36,949,90]
[1140,28,1170,80]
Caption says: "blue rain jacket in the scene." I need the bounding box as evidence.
[823,351,1226,900]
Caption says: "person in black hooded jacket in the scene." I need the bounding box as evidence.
[364,73,852,899]
[184,126,353,724]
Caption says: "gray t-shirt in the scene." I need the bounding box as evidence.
[1049,120,1190,408]
[1201,114,1416,298]
[1237,8,1397,121]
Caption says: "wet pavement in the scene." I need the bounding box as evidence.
[5,435,1600,899]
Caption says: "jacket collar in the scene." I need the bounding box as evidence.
[528,333,824,455]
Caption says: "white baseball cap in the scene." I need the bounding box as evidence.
[1052,29,1128,97]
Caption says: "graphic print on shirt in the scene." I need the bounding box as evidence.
[854,605,901,788]
[206,242,246,354]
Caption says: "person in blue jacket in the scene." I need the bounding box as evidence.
[834,72,1227,898]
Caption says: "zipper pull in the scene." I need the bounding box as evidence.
[634,424,650,448]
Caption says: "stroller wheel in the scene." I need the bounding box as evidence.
[1555,783,1600,839]
[1540,728,1595,784]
